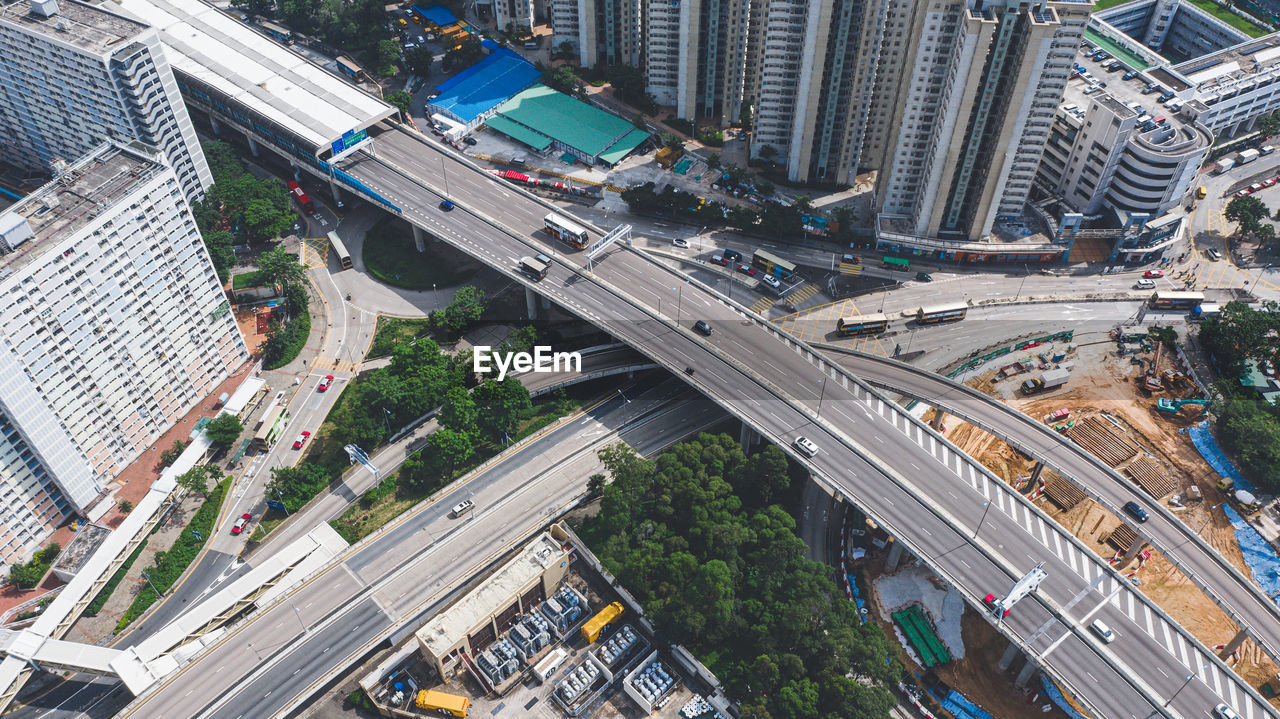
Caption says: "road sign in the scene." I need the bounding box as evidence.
[586,224,631,260]
[344,443,380,477]
[191,531,202,539]
[266,500,287,513]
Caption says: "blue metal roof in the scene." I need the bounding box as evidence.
[412,4,459,26]
[427,49,541,123]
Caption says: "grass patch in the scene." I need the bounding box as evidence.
[85,539,148,616]
[116,478,230,632]
[1184,0,1271,36]
[363,217,479,289]
[330,398,578,543]
[262,311,311,370]
[1090,0,1134,10]
[367,316,436,359]
[231,269,270,289]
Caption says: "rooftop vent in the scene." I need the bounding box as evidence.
[30,0,59,18]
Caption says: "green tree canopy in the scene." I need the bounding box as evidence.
[176,464,221,497]
[385,90,413,115]
[1217,398,1280,491]
[473,377,532,439]
[1225,195,1272,239]
[404,46,434,77]
[438,386,478,435]
[257,246,308,297]
[1200,301,1280,377]
[205,413,244,449]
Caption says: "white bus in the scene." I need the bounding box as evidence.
[327,231,352,270]
[916,302,968,324]
[543,212,589,249]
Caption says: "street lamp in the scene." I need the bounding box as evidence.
[440,156,451,200]
[141,570,162,599]
[1164,667,1205,707]
[974,501,992,538]
[816,374,829,417]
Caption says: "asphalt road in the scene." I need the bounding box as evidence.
[121,380,725,719]
[296,123,1267,718]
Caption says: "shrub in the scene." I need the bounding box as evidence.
[261,312,311,370]
[85,540,148,615]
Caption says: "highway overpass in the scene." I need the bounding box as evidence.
[114,119,1274,719]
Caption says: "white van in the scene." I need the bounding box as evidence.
[1090,619,1116,643]
[449,499,475,517]
[793,436,819,458]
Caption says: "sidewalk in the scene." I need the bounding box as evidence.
[0,362,253,617]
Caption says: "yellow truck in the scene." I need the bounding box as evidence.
[416,689,469,717]
[580,602,624,643]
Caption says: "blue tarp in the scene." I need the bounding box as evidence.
[427,49,540,123]
[936,689,993,719]
[1223,505,1280,609]
[412,4,458,26]
[480,38,499,50]
[1187,421,1256,493]
[1040,676,1092,719]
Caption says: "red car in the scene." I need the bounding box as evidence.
[983,593,1012,617]
[1144,270,1164,278]
[1265,179,1277,188]
[1235,189,1252,198]
[292,430,311,449]
[318,375,334,392]
[736,263,757,276]
[231,513,251,535]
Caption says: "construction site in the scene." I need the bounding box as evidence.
[932,327,1280,706]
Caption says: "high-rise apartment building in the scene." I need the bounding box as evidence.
[0,0,211,204]
[644,0,752,121]
[0,142,248,569]
[575,0,642,67]
[873,0,1090,241]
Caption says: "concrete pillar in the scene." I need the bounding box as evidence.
[209,115,222,136]
[1030,461,1046,484]
[1219,628,1249,658]
[884,541,905,572]
[525,286,538,319]
[329,177,343,204]
[929,409,947,431]
[1014,659,1038,688]
[1117,540,1149,570]
[739,423,759,450]
[246,135,260,157]
[998,642,1021,672]
[412,225,428,253]
[541,294,551,311]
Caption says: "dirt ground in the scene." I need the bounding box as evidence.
[233,305,269,355]
[941,338,1280,705]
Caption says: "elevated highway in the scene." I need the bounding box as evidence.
[118,121,1277,719]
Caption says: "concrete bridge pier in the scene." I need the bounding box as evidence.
[884,541,907,571]
[1219,628,1249,659]
[998,642,1021,672]
[246,135,260,157]
[525,286,539,320]
[929,409,947,431]
[739,423,759,451]
[1118,539,1149,569]
[209,115,222,136]
[329,180,344,205]
[1014,658,1039,688]
[1030,461,1046,484]
[412,225,428,252]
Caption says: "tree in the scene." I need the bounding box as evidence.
[663,133,685,151]
[1200,301,1280,377]
[443,38,485,71]
[438,386,478,435]
[542,66,583,96]
[266,462,331,511]
[205,413,244,449]
[606,64,656,113]
[587,473,606,497]
[434,285,487,335]
[707,153,721,170]
[758,144,778,160]
[203,230,237,283]
[242,182,294,241]
[1217,398,1280,491]
[404,46,434,77]
[1260,113,1280,137]
[557,40,574,57]
[373,38,400,76]
[119,500,134,514]
[385,90,413,115]
[176,464,219,498]
[1224,195,1271,237]
[428,427,473,475]
[257,246,308,297]
[473,377,531,439]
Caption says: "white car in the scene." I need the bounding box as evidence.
[1215,703,1240,719]
[672,238,690,249]
[793,436,819,458]
[1134,279,1157,289]
[761,274,780,289]
[449,499,475,517]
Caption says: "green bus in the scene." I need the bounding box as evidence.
[883,256,910,269]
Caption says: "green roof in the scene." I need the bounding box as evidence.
[1240,360,1271,390]
[597,129,649,165]
[1083,29,1153,71]
[484,114,552,151]
[494,85,647,160]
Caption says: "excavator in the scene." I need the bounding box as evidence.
[1155,398,1210,414]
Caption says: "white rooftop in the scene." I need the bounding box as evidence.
[1186,61,1240,85]
[103,0,395,153]
[416,533,567,659]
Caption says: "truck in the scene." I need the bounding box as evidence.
[416,689,469,717]
[1215,158,1236,174]
[1021,368,1070,395]
[519,256,548,280]
[1239,148,1262,165]
[580,602,624,643]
